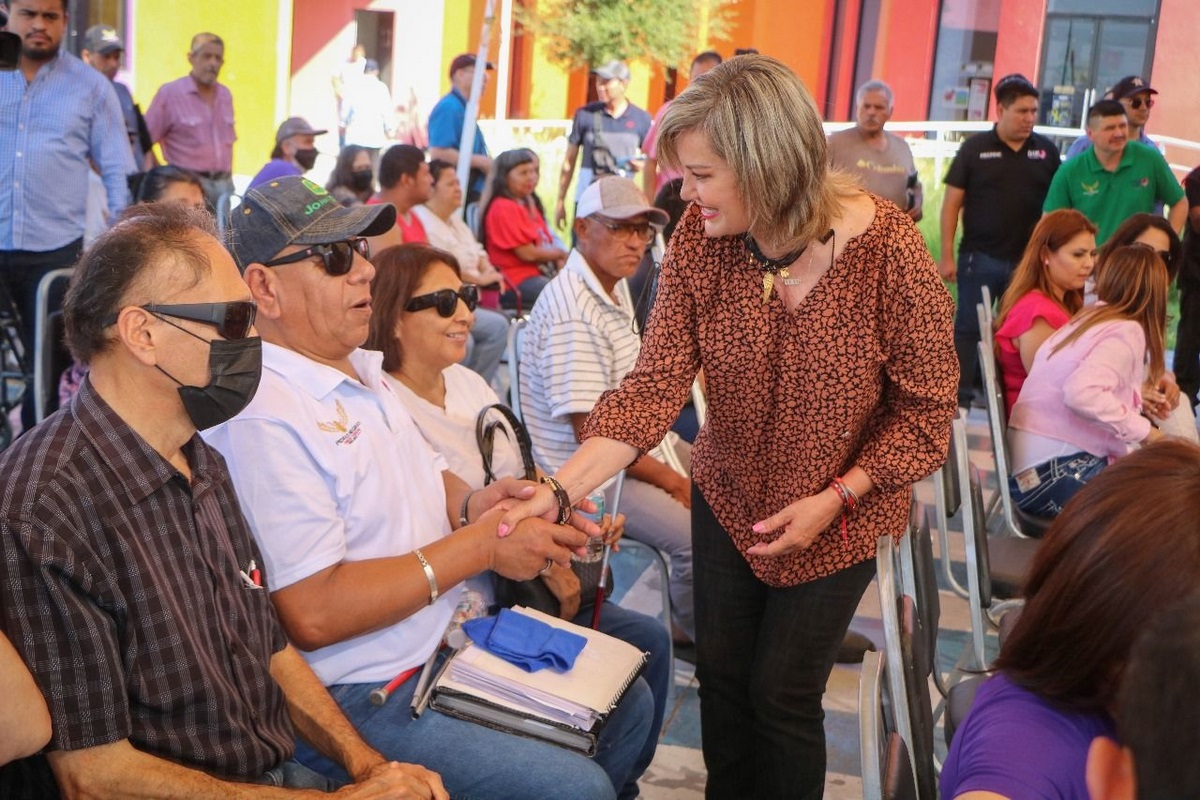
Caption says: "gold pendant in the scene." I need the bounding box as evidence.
[762,272,774,304]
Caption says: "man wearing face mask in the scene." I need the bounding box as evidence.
[0,202,448,798]
[250,116,328,190]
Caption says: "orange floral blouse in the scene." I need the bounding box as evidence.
[582,197,958,587]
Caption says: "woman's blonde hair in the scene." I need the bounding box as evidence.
[1051,244,1168,380]
[655,54,858,249]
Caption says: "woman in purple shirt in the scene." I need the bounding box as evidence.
[942,438,1200,799]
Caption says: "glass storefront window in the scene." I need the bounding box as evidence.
[927,0,1001,122]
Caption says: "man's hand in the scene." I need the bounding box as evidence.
[490,514,588,578]
[539,564,581,620]
[554,199,568,230]
[938,254,957,282]
[337,760,448,799]
[746,489,843,558]
[661,473,692,509]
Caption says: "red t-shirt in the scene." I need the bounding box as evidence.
[994,290,1072,417]
[366,197,428,243]
[484,196,553,288]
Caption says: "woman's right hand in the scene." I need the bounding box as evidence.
[496,484,602,540]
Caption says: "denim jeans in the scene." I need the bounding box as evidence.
[953,250,1016,407]
[294,644,655,800]
[1009,452,1108,518]
[692,487,876,800]
[463,307,510,384]
[570,601,671,796]
[255,759,336,789]
[501,275,550,314]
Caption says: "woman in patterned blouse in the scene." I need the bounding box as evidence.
[500,55,958,798]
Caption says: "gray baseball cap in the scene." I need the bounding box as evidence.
[83,24,124,55]
[275,116,328,144]
[226,176,396,270]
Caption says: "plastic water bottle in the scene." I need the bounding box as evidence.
[572,490,606,563]
[445,589,488,649]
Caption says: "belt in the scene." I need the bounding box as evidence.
[194,171,232,181]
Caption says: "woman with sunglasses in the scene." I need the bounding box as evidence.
[496,55,958,798]
[479,149,568,312]
[1007,245,1172,518]
[364,243,672,789]
[992,210,1098,417]
[1095,214,1195,439]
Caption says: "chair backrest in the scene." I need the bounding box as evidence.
[859,649,886,799]
[33,268,74,423]
[954,417,992,670]
[506,317,528,421]
[907,502,941,679]
[882,732,920,800]
[876,534,920,795]
[980,285,995,330]
[898,594,937,799]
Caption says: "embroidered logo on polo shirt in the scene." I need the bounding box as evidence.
[317,399,363,445]
[1137,177,1150,187]
[979,151,1002,160]
[1027,149,1049,160]
[1081,181,1101,197]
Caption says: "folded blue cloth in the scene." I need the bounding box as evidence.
[463,609,588,673]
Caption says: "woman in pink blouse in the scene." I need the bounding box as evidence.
[498,56,957,797]
[1008,245,1169,518]
[993,210,1097,417]
[479,149,567,311]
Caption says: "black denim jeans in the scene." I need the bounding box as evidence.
[692,487,876,800]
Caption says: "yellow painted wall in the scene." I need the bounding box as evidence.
[131,1,281,177]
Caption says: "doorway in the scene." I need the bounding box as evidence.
[354,9,395,91]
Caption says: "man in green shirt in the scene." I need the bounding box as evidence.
[1043,99,1185,243]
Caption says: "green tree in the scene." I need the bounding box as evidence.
[517,0,737,74]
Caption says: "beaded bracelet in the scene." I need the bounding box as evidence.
[539,475,573,525]
[828,476,859,544]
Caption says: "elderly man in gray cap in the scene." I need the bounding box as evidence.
[249,116,328,189]
[555,60,652,231]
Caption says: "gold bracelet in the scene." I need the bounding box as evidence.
[413,548,438,606]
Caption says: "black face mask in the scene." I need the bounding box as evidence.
[159,336,263,431]
[350,168,374,191]
[294,148,319,171]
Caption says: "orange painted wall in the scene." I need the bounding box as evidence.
[1150,0,1200,154]
[992,0,1046,118]
[877,0,940,120]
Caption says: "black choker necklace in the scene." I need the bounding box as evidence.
[744,233,808,274]
[747,229,835,304]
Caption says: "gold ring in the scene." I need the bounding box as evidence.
[538,559,553,576]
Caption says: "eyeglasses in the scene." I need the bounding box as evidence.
[261,238,370,276]
[1127,97,1155,110]
[1131,241,1174,267]
[104,301,258,340]
[406,285,480,317]
[590,216,656,245]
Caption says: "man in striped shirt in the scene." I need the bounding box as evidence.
[519,176,697,644]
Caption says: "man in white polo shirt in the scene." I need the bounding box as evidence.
[520,176,695,645]
[205,176,653,800]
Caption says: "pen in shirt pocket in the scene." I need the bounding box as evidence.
[240,559,263,589]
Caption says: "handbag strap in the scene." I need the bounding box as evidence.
[475,403,537,485]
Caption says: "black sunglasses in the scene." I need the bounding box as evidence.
[406,285,480,317]
[104,301,258,340]
[261,238,370,276]
[1128,97,1154,110]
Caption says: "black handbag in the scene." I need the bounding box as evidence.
[475,404,611,614]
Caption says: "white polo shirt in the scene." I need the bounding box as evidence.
[519,249,664,475]
[204,344,458,686]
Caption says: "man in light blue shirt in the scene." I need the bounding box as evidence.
[428,53,493,205]
[1,0,134,429]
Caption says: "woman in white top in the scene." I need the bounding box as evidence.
[412,160,511,383]
[364,243,673,786]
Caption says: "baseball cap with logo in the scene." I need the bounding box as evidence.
[1110,75,1158,101]
[593,61,632,83]
[274,117,328,144]
[576,176,668,227]
[227,176,396,270]
[83,24,125,55]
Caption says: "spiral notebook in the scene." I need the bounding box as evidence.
[430,605,648,755]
